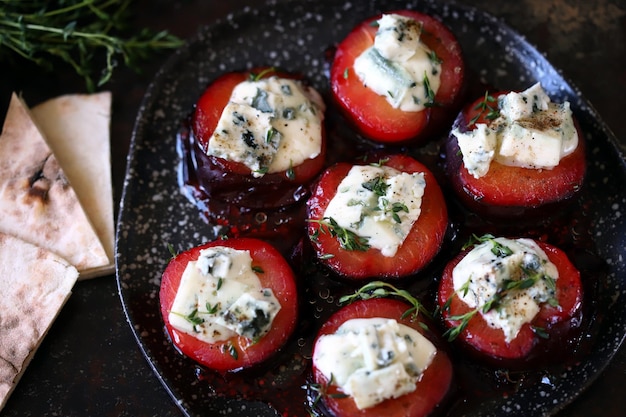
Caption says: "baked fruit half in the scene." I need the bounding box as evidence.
[306,154,448,279]
[159,238,299,372]
[330,10,465,144]
[311,298,453,417]
[437,235,583,364]
[444,83,586,219]
[180,67,327,241]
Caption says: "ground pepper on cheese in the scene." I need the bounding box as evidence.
[451,237,559,342]
[452,83,578,178]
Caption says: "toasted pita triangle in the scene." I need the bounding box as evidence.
[0,93,109,278]
[0,231,78,411]
[31,92,115,276]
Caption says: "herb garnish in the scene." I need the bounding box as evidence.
[423,72,437,107]
[286,162,296,180]
[469,91,500,126]
[362,176,388,196]
[170,301,221,332]
[428,50,442,65]
[380,200,409,223]
[308,217,370,252]
[1,0,183,91]
[439,235,559,341]
[369,158,389,167]
[340,280,430,322]
[265,127,279,144]
[249,66,276,81]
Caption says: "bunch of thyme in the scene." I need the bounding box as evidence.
[0,0,183,90]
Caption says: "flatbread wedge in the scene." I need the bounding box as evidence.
[0,231,78,411]
[31,92,115,277]
[0,93,110,278]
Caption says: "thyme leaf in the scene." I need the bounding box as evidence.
[423,72,438,108]
[362,175,389,197]
[469,91,500,125]
[248,66,276,81]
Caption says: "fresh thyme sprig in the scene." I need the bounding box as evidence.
[462,233,513,258]
[169,302,221,332]
[469,91,500,125]
[361,175,388,196]
[339,280,431,321]
[1,0,184,91]
[378,199,409,223]
[308,217,370,252]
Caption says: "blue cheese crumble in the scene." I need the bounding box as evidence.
[207,76,324,177]
[322,164,426,257]
[452,237,559,342]
[168,246,281,343]
[313,317,436,409]
[353,13,441,112]
[452,83,579,178]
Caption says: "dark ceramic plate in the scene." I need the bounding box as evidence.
[116,0,626,416]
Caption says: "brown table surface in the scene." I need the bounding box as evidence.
[2,0,625,416]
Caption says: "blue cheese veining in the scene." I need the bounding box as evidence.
[168,246,281,343]
[452,83,579,178]
[353,13,442,112]
[207,76,325,177]
[322,164,426,257]
[452,237,559,342]
[313,317,436,409]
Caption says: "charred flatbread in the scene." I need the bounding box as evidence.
[0,93,110,278]
[0,231,78,411]
[31,92,115,275]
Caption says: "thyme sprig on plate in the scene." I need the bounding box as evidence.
[339,280,431,321]
[1,0,183,90]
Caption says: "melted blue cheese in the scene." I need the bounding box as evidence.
[452,237,559,342]
[353,13,441,112]
[452,83,579,178]
[322,164,426,257]
[168,246,281,343]
[207,76,324,177]
[313,318,436,410]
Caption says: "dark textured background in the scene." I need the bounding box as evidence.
[2,0,625,416]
